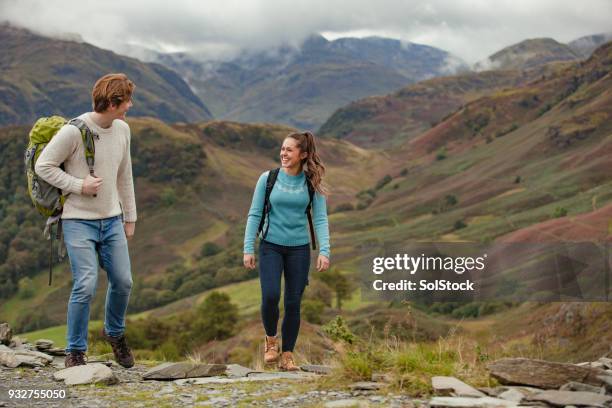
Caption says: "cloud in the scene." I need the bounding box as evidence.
[1,0,610,62]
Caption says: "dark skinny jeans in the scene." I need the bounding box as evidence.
[259,240,310,352]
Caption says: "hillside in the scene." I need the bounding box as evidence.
[318,70,526,148]
[325,42,612,277]
[0,23,212,126]
[475,38,581,71]
[156,35,467,129]
[0,117,390,331]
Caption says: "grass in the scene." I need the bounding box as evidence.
[19,321,102,347]
[330,327,495,396]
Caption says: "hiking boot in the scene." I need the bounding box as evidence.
[264,335,279,364]
[279,351,299,371]
[102,329,134,368]
[64,350,86,368]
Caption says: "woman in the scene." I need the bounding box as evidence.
[243,131,330,371]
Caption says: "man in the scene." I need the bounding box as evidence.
[35,73,137,368]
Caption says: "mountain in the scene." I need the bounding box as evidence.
[318,69,527,148]
[568,32,612,58]
[0,23,212,126]
[475,38,581,71]
[155,35,468,129]
[1,41,610,335]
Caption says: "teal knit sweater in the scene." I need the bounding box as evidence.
[243,169,330,258]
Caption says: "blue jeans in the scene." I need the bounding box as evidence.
[62,215,133,352]
[259,240,310,352]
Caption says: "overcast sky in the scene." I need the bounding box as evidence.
[1,0,610,63]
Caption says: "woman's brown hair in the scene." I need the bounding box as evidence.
[287,131,328,195]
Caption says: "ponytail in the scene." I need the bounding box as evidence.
[287,131,328,195]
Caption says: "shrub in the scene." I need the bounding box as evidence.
[322,315,355,344]
[445,195,458,207]
[375,175,392,190]
[17,277,35,299]
[302,299,326,324]
[553,207,568,218]
[161,187,176,207]
[200,242,222,257]
[454,220,467,230]
[334,203,355,213]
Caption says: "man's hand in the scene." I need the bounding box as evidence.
[124,222,135,239]
[82,174,103,196]
[317,255,330,272]
[244,254,256,269]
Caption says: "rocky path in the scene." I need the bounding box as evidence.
[3,324,612,407]
[0,359,419,408]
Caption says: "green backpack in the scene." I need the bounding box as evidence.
[24,115,97,284]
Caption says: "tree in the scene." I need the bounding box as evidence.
[192,291,239,341]
[319,269,355,311]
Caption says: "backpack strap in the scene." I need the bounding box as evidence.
[68,118,98,197]
[258,168,280,241]
[305,177,317,251]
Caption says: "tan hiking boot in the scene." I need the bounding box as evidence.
[279,351,299,371]
[264,335,279,364]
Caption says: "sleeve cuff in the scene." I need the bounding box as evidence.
[68,178,84,195]
[123,211,137,223]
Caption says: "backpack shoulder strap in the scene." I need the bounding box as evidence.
[257,168,280,239]
[68,118,98,174]
[305,176,317,251]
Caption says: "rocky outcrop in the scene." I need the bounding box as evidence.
[487,357,608,389]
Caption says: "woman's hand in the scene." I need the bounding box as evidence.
[244,253,256,269]
[316,255,330,272]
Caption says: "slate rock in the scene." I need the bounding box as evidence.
[34,339,54,350]
[488,358,607,389]
[301,364,332,375]
[142,362,226,380]
[598,357,612,370]
[54,363,118,386]
[348,381,383,390]
[225,364,258,378]
[497,388,525,402]
[560,381,605,394]
[527,389,612,407]
[0,323,11,346]
[428,396,518,407]
[0,347,53,368]
[0,347,19,368]
[324,399,369,408]
[432,376,486,397]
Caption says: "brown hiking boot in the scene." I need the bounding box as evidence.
[264,335,279,364]
[102,329,134,368]
[279,351,299,371]
[64,350,86,368]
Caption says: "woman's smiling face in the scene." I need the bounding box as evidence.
[280,137,307,169]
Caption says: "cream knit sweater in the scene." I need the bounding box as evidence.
[35,112,137,222]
